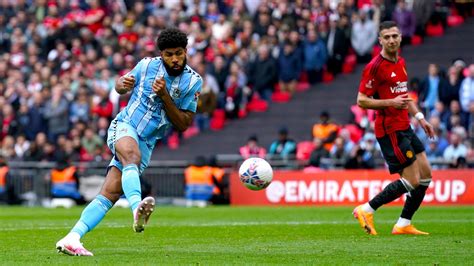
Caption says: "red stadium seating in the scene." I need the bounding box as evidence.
[210,109,226,131]
[271,91,291,103]
[342,54,357,74]
[426,23,444,37]
[296,141,315,161]
[247,95,269,112]
[447,15,464,27]
[322,70,334,83]
[296,82,310,92]
[167,132,180,149]
[411,35,423,46]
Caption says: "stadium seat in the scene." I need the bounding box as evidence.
[183,125,200,139]
[272,91,291,103]
[210,109,226,130]
[448,15,464,27]
[296,141,315,161]
[411,35,422,46]
[322,70,334,83]
[247,95,269,112]
[167,132,180,149]
[342,54,357,74]
[238,108,247,119]
[426,23,444,37]
[296,82,310,92]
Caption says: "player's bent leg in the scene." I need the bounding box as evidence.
[133,196,156,233]
[394,152,431,235]
[56,167,123,256]
[115,137,143,213]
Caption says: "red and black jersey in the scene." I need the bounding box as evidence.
[358,54,410,138]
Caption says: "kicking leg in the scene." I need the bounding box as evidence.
[56,167,123,256]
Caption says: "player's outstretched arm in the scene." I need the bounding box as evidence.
[115,75,136,94]
[152,77,194,132]
[357,92,412,110]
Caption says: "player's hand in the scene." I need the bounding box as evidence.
[152,77,167,98]
[420,119,435,139]
[120,75,136,92]
[392,93,412,109]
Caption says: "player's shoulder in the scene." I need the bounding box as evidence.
[183,65,202,81]
[363,54,385,75]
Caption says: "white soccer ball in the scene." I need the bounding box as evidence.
[238,158,273,191]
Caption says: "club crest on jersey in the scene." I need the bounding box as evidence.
[391,72,397,77]
[390,81,408,93]
[171,88,181,98]
[365,79,374,89]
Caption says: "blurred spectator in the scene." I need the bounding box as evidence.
[48,152,85,205]
[268,127,297,159]
[446,100,469,131]
[208,155,229,205]
[344,145,376,169]
[351,9,377,63]
[326,13,349,75]
[80,128,104,162]
[0,155,21,205]
[278,42,302,95]
[440,66,462,107]
[69,88,90,124]
[443,133,468,168]
[43,85,69,142]
[308,138,330,169]
[303,29,327,84]
[239,135,266,159]
[419,64,444,113]
[312,111,339,151]
[248,45,278,102]
[184,156,214,207]
[459,64,474,113]
[330,135,354,163]
[391,0,416,46]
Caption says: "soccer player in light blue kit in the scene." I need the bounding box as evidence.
[56,28,202,256]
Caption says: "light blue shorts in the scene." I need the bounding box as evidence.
[107,120,153,175]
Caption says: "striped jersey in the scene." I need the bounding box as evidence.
[358,54,410,138]
[115,57,202,145]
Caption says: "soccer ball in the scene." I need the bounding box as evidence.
[238,158,273,191]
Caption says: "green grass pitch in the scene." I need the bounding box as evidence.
[0,205,472,265]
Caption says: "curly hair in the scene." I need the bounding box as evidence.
[156,28,188,51]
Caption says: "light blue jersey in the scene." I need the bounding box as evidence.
[107,57,202,173]
[117,57,202,146]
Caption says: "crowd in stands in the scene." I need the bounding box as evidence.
[0,0,472,169]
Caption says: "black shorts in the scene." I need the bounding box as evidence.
[377,127,425,174]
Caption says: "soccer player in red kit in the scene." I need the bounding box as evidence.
[353,21,435,235]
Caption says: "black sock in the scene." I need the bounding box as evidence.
[401,180,430,220]
[369,179,412,211]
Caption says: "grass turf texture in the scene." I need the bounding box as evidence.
[0,206,472,265]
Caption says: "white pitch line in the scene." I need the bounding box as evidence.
[0,219,471,231]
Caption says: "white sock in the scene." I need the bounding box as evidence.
[361,203,375,213]
[396,217,411,227]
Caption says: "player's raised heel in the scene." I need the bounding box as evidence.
[353,205,377,235]
[133,196,156,233]
[392,224,429,235]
